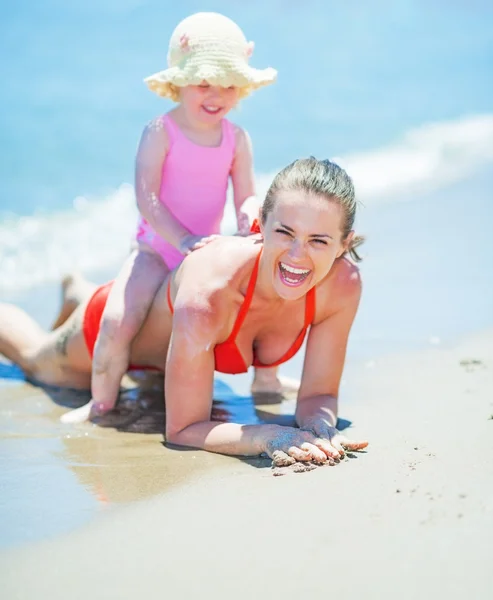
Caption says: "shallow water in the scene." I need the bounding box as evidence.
[0,366,316,548]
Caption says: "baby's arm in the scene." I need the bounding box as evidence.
[231,127,259,235]
[135,118,194,253]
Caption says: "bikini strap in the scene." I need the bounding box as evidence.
[224,250,262,342]
[304,286,316,326]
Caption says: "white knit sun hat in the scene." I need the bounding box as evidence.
[144,12,277,100]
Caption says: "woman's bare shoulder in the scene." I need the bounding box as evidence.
[174,237,261,309]
[315,257,362,320]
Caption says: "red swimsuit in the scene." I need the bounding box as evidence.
[167,250,316,374]
[83,250,316,375]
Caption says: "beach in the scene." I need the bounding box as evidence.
[1,2,493,598]
[1,328,492,599]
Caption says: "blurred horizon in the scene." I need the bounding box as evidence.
[1,0,492,352]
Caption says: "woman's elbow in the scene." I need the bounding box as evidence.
[165,425,186,446]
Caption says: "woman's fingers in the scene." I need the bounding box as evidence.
[267,426,365,469]
[271,450,296,467]
[329,436,346,457]
[287,445,312,462]
[287,443,327,464]
[313,438,341,460]
[336,436,369,451]
[300,442,327,464]
[312,424,369,456]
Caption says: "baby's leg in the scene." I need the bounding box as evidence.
[91,248,169,415]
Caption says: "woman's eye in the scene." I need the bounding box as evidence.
[311,238,328,245]
[275,229,292,237]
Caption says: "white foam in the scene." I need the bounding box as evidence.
[0,184,138,295]
[340,113,493,204]
[1,114,492,295]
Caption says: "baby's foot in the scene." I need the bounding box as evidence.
[60,401,93,424]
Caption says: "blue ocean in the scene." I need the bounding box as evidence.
[1,0,492,357]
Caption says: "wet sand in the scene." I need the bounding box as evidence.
[1,330,492,599]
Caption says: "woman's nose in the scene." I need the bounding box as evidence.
[287,240,306,262]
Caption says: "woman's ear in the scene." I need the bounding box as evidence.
[337,230,354,257]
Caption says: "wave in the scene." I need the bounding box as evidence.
[1,114,492,295]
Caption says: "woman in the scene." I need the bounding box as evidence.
[0,158,368,466]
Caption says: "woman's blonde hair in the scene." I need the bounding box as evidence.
[261,157,365,262]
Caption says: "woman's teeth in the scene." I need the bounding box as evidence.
[203,105,221,114]
[279,262,311,286]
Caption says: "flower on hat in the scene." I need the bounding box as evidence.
[179,33,190,52]
[245,41,254,59]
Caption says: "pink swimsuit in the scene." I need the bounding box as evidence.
[136,114,236,269]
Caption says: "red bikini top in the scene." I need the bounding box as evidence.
[166,248,316,375]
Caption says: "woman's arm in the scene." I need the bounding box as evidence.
[296,264,368,455]
[164,297,271,454]
[135,119,193,252]
[230,127,259,235]
[163,283,335,463]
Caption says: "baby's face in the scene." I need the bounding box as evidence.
[180,82,239,123]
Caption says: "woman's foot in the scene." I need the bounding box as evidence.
[51,273,96,330]
[251,367,300,396]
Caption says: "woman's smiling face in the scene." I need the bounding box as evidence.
[261,190,351,300]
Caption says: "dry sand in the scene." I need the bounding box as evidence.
[1,330,492,600]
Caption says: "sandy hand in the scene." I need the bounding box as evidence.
[301,417,369,459]
[265,426,338,467]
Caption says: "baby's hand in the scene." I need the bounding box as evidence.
[179,234,221,255]
[236,196,260,236]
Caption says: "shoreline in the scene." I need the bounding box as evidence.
[1,327,492,598]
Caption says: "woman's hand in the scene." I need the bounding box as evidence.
[263,422,368,468]
[264,425,340,467]
[300,417,368,458]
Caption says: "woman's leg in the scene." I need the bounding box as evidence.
[0,303,49,376]
[90,248,169,415]
[0,301,90,388]
[51,273,98,329]
[0,271,101,389]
